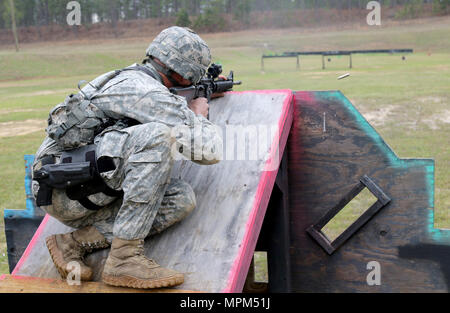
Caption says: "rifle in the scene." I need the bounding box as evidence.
[169,64,242,103]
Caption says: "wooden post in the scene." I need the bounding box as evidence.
[8,0,19,52]
[349,53,353,69]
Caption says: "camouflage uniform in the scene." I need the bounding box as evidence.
[33,58,222,242]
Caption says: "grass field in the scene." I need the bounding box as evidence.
[0,17,449,276]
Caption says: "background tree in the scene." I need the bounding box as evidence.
[176,8,191,27]
[0,0,447,30]
[7,0,20,51]
[233,0,251,26]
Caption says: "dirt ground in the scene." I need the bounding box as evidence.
[0,119,46,138]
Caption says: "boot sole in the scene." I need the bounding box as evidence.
[45,235,92,281]
[102,273,184,289]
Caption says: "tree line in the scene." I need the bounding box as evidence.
[1,0,449,30]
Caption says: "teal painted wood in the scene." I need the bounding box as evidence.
[4,155,41,219]
[288,90,449,292]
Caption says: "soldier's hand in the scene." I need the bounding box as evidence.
[189,97,209,118]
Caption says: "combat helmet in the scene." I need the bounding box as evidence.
[146,26,211,84]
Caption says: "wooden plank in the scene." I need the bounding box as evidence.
[287,90,450,292]
[12,90,294,293]
[0,275,199,293]
[256,151,292,292]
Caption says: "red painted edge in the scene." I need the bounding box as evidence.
[222,89,294,292]
[1,274,69,286]
[11,214,50,276]
[5,274,57,282]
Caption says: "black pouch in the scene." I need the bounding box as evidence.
[34,144,122,210]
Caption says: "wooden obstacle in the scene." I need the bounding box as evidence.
[7,90,294,293]
[3,89,449,293]
[0,275,198,293]
[4,155,46,272]
[286,91,449,292]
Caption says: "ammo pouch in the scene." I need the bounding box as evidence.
[46,70,121,150]
[34,144,123,211]
[46,65,158,150]
[46,93,106,150]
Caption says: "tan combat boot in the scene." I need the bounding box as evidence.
[101,237,184,289]
[45,226,110,281]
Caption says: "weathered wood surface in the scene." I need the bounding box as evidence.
[12,91,293,293]
[0,275,199,293]
[288,91,450,292]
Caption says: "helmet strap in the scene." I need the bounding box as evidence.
[146,57,180,87]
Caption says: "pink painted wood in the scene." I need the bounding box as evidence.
[12,90,294,292]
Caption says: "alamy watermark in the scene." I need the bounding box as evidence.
[66,261,81,286]
[170,122,281,171]
[367,1,381,26]
[366,261,381,286]
[67,1,381,27]
[67,1,81,26]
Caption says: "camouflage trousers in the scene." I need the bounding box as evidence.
[42,122,196,242]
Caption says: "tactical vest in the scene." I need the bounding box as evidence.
[46,65,158,150]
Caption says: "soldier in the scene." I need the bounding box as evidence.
[31,27,223,289]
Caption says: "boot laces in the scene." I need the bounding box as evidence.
[65,233,108,261]
[136,240,157,266]
[82,241,108,253]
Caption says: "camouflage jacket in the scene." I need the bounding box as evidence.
[33,62,223,173]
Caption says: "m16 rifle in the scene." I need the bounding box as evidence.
[169,64,242,103]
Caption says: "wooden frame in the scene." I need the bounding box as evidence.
[306,175,391,255]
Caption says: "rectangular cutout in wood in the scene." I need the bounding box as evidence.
[306,175,391,255]
[253,251,269,283]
